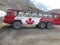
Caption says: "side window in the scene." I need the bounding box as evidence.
[19,12,24,16]
[7,12,11,16]
[39,13,43,17]
[31,13,37,17]
[24,12,30,17]
[48,14,53,18]
[43,14,48,18]
[54,15,58,19]
[14,11,17,16]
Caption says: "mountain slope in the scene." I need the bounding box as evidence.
[0,0,44,12]
[48,9,60,14]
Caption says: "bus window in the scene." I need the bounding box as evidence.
[7,12,11,16]
[19,12,24,16]
[14,11,18,16]
[39,13,43,17]
[54,15,58,19]
[43,14,48,18]
[48,14,53,18]
[31,13,37,17]
[24,12,30,17]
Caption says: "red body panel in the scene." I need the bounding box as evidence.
[53,14,60,25]
[4,9,20,24]
[4,15,15,24]
[40,18,53,22]
[40,14,60,25]
[4,10,15,24]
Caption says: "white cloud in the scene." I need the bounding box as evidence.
[31,0,60,10]
[35,0,60,9]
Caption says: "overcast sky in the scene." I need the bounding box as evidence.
[31,0,60,11]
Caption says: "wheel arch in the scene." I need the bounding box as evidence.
[13,20,22,24]
[45,21,54,24]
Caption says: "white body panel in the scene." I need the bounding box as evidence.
[14,17,41,25]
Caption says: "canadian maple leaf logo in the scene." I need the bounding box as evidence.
[26,18,34,24]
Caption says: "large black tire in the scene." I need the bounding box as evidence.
[46,22,53,29]
[13,21,22,29]
[36,25,38,28]
[38,22,46,29]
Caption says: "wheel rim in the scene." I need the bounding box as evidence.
[47,23,53,28]
[40,23,45,28]
[13,21,21,29]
